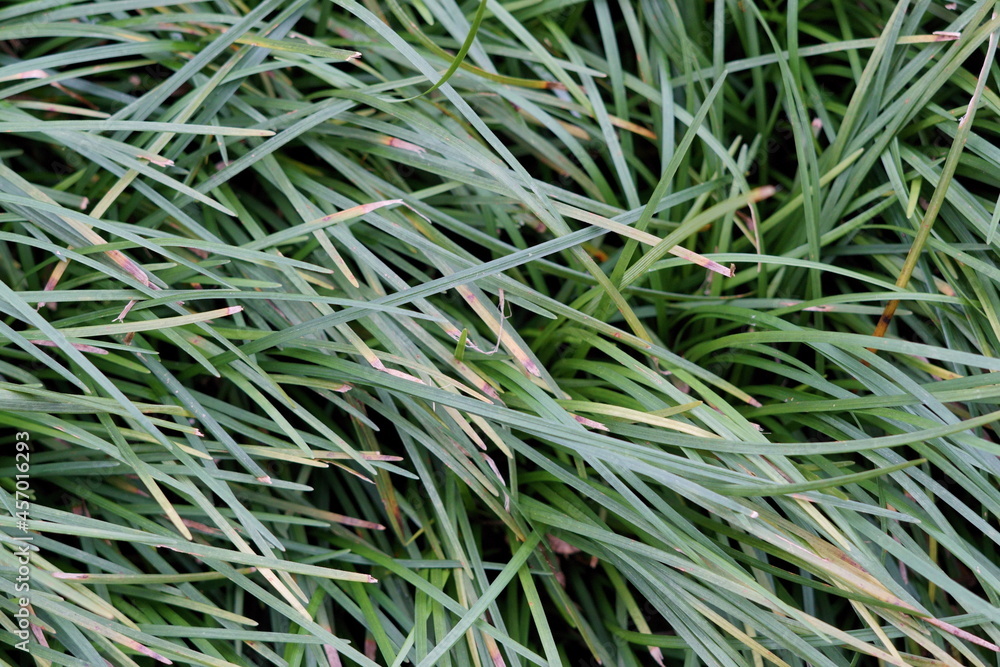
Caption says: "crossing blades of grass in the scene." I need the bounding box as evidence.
[3,0,1000,665]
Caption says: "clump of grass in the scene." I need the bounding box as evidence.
[2,0,1000,665]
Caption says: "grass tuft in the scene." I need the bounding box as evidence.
[2,0,1000,665]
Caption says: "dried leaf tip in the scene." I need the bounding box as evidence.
[0,69,47,81]
[524,359,542,377]
[750,185,778,202]
[573,414,609,431]
[31,340,107,354]
[140,154,174,167]
[381,136,426,153]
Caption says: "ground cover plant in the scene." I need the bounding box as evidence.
[1,0,1000,665]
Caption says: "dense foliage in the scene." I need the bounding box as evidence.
[2,0,1000,665]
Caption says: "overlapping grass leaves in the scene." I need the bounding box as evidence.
[2,0,1000,665]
